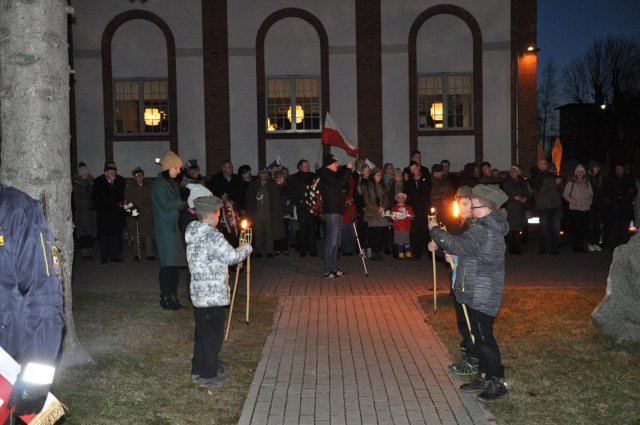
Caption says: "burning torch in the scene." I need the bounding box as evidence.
[225,219,253,341]
[428,207,438,311]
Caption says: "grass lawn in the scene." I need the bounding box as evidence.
[53,291,279,424]
[423,288,640,425]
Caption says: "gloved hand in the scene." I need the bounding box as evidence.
[7,368,51,416]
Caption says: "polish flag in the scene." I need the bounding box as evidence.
[321,112,359,157]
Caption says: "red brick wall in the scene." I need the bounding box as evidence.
[100,10,178,162]
[355,0,383,166]
[512,0,538,171]
[202,0,231,177]
[408,5,483,162]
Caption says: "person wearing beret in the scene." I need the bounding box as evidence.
[185,195,253,387]
[124,167,155,261]
[428,184,510,402]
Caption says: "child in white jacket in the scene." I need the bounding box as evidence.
[185,195,252,387]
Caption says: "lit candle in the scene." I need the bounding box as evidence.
[452,201,459,218]
[241,219,248,230]
[430,207,435,215]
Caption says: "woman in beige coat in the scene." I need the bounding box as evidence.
[563,164,593,252]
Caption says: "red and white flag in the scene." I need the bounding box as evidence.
[321,112,359,157]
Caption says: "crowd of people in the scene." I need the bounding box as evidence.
[72,152,640,280]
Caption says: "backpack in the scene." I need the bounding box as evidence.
[303,178,323,217]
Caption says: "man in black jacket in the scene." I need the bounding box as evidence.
[404,161,432,259]
[317,154,352,278]
[93,161,126,263]
[208,160,244,207]
[289,159,318,257]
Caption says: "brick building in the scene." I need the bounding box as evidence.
[70,0,537,176]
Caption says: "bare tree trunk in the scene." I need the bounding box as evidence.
[0,0,89,366]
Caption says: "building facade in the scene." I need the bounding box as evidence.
[70,0,537,177]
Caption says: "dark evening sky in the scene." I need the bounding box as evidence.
[537,0,640,77]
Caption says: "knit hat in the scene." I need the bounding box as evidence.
[510,165,522,175]
[472,184,508,208]
[131,166,144,176]
[104,161,117,172]
[322,154,338,167]
[258,168,271,176]
[431,163,443,173]
[574,164,586,175]
[187,183,213,208]
[78,165,91,177]
[193,195,223,214]
[395,192,407,201]
[455,185,473,199]
[160,151,182,171]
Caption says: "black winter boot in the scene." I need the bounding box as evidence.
[160,295,179,310]
[170,293,188,309]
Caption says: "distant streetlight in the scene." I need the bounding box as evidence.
[600,104,607,110]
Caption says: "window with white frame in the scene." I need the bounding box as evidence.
[266,77,321,133]
[418,74,472,130]
[114,79,169,134]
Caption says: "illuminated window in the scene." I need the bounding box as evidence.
[266,77,321,133]
[418,74,471,130]
[114,79,169,134]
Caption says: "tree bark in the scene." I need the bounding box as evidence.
[0,0,90,366]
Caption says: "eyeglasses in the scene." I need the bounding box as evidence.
[471,205,487,210]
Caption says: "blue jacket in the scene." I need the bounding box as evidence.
[0,185,64,364]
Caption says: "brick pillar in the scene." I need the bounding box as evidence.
[202,0,231,177]
[355,0,382,166]
[512,0,538,172]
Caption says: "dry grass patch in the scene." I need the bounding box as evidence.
[54,291,279,424]
[422,288,640,425]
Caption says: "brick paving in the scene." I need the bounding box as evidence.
[73,243,612,424]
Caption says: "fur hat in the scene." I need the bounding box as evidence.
[187,183,213,208]
[472,184,508,208]
[322,154,338,167]
[193,195,223,214]
[160,151,183,171]
[104,161,117,172]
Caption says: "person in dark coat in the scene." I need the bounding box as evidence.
[208,160,244,208]
[403,161,431,260]
[125,167,155,261]
[0,185,64,418]
[245,169,285,258]
[530,159,563,255]
[237,164,254,214]
[460,162,479,187]
[587,161,605,251]
[603,162,637,250]
[501,166,530,254]
[72,162,96,260]
[92,161,126,263]
[152,151,187,310]
[402,150,432,185]
[441,159,460,191]
[429,184,510,403]
[317,154,352,278]
[289,159,318,257]
[274,171,293,255]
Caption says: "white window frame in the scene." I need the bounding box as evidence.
[418,73,473,131]
[266,76,322,134]
[113,78,169,136]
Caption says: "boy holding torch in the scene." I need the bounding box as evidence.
[185,196,252,387]
[428,185,509,402]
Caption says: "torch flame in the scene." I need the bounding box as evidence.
[241,219,248,230]
[430,207,435,214]
[452,201,459,218]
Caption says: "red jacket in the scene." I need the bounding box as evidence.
[392,204,413,232]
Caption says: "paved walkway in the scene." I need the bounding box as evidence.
[74,243,612,425]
